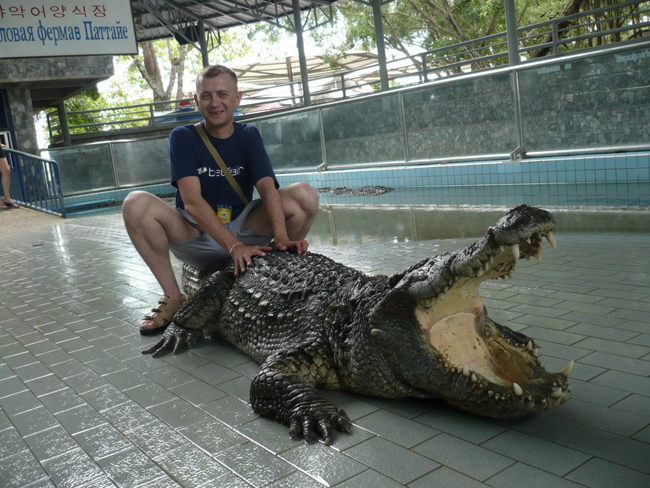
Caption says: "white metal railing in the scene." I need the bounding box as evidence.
[46,0,649,143]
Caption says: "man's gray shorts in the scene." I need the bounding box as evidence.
[169,199,273,268]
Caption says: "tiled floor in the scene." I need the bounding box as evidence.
[1,207,649,488]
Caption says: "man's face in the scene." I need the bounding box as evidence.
[195,73,242,133]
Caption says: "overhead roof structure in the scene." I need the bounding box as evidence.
[129,0,357,104]
[130,0,344,42]
[29,0,388,115]
[231,52,382,85]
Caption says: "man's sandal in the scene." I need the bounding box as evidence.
[139,295,185,335]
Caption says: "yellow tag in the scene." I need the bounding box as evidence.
[217,206,232,229]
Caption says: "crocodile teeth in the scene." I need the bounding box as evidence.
[534,250,542,263]
[546,231,557,249]
[471,373,478,383]
[551,388,563,398]
[559,360,574,377]
[462,366,470,376]
[526,341,533,351]
[525,237,531,244]
[511,244,520,260]
[513,383,523,396]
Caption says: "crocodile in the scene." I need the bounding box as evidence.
[143,204,572,444]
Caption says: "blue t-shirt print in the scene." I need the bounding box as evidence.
[169,122,278,220]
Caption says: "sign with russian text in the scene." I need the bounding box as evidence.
[0,0,137,59]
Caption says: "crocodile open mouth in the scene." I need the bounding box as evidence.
[414,225,573,412]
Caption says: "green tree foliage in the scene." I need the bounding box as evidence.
[312,0,647,74]
[61,86,107,134]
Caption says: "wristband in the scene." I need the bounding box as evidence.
[229,242,243,255]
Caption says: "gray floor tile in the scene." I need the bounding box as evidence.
[2,211,650,488]
[569,378,631,407]
[179,417,248,455]
[124,380,181,408]
[579,351,650,376]
[148,396,208,429]
[54,403,106,435]
[353,409,439,448]
[557,425,650,473]
[200,394,259,427]
[0,426,27,460]
[170,378,229,405]
[610,394,650,416]
[266,470,326,488]
[40,448,107,488]
[0,449,50,488]
[485,462,587,488]
[234,416,304,454]
[566,457,650,488]
[126,421,191,458]
[345,437,438,484]
[549,398,649,437]
[97,446,168,487]
[413,433,514,481]
[216,441,295,486]
[280,442,368,486]
[482,430,591,476]
[73,422,134,461]
[408,466,488,488]
[632,425,650,444]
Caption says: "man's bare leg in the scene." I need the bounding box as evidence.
[246,182,319,240]
[123,191,201,330]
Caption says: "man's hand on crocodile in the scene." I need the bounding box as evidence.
[274,238,309,255]
[230,243,273,276]
[142,324,202,357]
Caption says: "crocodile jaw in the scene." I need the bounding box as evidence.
[384,205,572,418]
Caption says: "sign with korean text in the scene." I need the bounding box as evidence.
[0,0,137,59]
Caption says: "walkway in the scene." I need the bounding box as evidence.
[1,207,649,487]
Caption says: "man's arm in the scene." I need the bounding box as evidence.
[177,175,271,275]
[256,177,308,255]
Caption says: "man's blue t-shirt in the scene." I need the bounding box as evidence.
[169,122,278,220]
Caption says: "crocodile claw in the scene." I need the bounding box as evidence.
[287,405,352,445]
[142,323,202,358]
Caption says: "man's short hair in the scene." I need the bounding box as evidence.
[196,65,238,93]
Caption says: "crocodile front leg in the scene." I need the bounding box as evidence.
[142,270,235,358]
[250,345,352,445]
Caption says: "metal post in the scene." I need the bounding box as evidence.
[57,102,71,147]
[504,0,520,66]
[372,0,389,91]
[197,20,210,67]
[421,53,428,82]
[292,0,311,106]
[505,0,524,159]
[552,22,559,56]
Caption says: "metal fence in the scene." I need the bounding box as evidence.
[3,147,66,217]
[45,0,650,143]
[46,38,650,201]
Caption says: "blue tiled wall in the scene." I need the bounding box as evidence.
[63,152,649,211]
[63,183,175,211]
[279,152,650,209]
